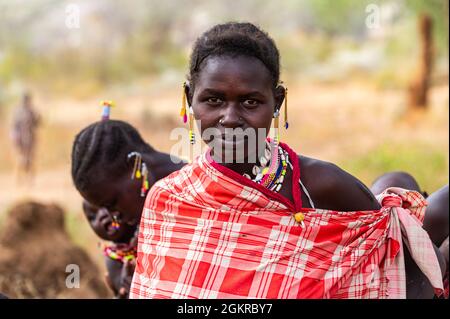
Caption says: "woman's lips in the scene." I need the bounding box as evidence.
[212,137,249,164]
[100,217,118,235]
[106,222,118,236]
[220,138,245,147]
[214,134,247,146]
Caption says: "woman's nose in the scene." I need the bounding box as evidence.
[219,104,242,128]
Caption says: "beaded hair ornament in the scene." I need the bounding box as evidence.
[101,100,114,121]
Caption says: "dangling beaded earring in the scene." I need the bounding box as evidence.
[100,100,114,121]
[189,106,195,145]
[284,86,288,129]
[179,82,188,124]
[271,83,287,146]
[273,110,280,146]
[140,163,150,197]
[127,151,150,197]
[128,151,142,180]
[111,215,120,230]
[179,82,195,145]
[265,110,280,181]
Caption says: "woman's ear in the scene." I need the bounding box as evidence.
[274,84,285,113]
[185,82,193,107]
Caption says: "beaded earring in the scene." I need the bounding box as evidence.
[111,215,120,230]
[140,163,149,197]
[100,100,114,121]
[284,87,288,129]
[189,107,195,144]
[128,151,142,179]
[179,82,195,144]
[274,82,289,130]
[272,83,288,144]
[180,83,188,124]
[127,151,150,197]
[273,110,280,146]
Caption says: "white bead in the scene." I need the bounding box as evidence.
[264,148,271,159]
[252,166,261,175]
[260,156,268,167]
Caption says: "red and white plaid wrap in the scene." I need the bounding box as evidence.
[130,145,443,299]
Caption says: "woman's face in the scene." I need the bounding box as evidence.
[189,55,284,164]
[80,174,145,229]
[82,200,135,242]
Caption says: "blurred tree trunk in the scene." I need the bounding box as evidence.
[408,14,434,109]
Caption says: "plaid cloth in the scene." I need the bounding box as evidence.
[130,144,443,299]
[444,270,449,299]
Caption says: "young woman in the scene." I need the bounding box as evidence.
[130,22,444,299]
[72,119,186,298]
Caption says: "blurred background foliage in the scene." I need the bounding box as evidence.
[0,0,448,98]
[0,0,448,189]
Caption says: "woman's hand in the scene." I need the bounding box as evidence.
[104,271,118,296]
[117,259,136,299]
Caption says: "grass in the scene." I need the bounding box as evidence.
[340,142,448,193]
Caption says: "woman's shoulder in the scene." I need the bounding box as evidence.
[145,161,196,205]
[298,155,380,211]
[143,159,206,214]
[153,161,192,188]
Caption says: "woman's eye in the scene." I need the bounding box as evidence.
[243,99,259,107]
[206,97,223,105]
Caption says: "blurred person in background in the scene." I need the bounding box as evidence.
[10,92,41,184]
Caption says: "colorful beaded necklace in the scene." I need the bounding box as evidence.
[244,142,292,193]
[103,243,137,263]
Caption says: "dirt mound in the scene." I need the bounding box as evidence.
[0,201,110,298]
